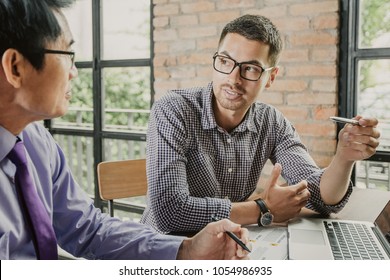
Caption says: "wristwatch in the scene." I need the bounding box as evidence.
[255,198,274,227]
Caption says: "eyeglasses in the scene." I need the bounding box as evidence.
[43,49,75,69]
[212,53,273,81]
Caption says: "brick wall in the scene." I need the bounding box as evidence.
[152,0,340,173]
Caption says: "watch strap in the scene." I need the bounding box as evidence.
[255,198,269,214]
[255,199,267,227]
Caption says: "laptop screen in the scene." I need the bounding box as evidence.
[375,200,390,243]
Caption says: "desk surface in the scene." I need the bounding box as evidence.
[248,188,390,260]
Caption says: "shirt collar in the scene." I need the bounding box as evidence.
[0,125,22,162]
[201,82,258,133]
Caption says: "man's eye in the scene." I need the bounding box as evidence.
[244,65,261,73]
[220,58,229,65]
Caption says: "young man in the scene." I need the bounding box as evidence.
[0,0,249,260]
[141,14,381,234]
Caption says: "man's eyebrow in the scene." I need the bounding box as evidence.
[219,51,263,66]
[68,39,75,49]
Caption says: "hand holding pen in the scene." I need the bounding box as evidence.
[211,215,251,253]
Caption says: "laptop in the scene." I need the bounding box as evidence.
[288,200,390,260]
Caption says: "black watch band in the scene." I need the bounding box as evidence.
[255,198,273,227]
[255,198,269,213]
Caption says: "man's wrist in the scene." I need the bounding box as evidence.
[176,239,191,260]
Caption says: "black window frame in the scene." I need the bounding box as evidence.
[339,0,390,185]
[44,0,154,212]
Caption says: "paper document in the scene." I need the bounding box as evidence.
[246,225,288,260]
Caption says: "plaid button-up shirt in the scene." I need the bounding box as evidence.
[141,82,352,233]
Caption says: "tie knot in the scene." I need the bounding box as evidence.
[8,141,28,166]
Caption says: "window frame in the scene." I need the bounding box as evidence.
[339,0,390,185]
[44,0,154,212]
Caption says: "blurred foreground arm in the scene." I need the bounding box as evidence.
[176,219,250,260]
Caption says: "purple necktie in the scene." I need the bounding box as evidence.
[8,140,58,260]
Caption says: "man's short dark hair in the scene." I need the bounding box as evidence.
[0,0,75,70]
[218,14,283,66]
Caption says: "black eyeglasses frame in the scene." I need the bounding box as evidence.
[43,49,75,67]
[212,53,273,81]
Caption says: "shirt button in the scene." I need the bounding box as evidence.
[227,138,232,143]
[228,168,233,173]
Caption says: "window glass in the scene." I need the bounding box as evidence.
[356,160,390,191]
[63,0,93,61]
[101,0,150,60]
[54,135,95,197]
[102,67,150,132]
[103,139,146,161]
[357,59,390,152]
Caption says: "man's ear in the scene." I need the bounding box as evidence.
[265,66,279,89]
[1,49,25,88]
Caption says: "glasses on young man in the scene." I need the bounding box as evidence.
[212,53,273,81]
[43,49,75,69]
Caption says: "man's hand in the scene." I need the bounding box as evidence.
[260,163,310,223]
[176,219,250,260]
[336,116,380,163]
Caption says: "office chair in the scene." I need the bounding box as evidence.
[97,159,147,217]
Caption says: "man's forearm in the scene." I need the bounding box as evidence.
[320,158,354,205]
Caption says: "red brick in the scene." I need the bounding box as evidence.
[287,93,336,105]
[153,16,169,28]
[271,79,308,92]
[181,2,215,14]
[153,29,177,42]
[274,17,309,32]
[154,42,169,54]
[177,53,212,65]
[200,11,240,24]
[216,0,256,10]
[313,106,337,120]
[258,91,284,105]
[312,47,338,62]
[154,4,179,16]
[294,122,335,137]
[153,55,177,67]
[178,26,217,39]
[169,40,196,53]
[290,1,339,16]
[280,49,309,62]
[313,13,339,30]
[170,15,198,27]
[197,37,219,51]
[312,79,337,92]
[170,66,196,79]
[286,64,336,77]
[289,31,338,46]
[278,106,309,120]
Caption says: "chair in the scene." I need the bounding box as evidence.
[97,159,147,217]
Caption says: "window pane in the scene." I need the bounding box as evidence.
[54,135,95,197]
[102,0,150,60]
[356,160,390,191]
[357,59,390,152]
[52,69,93,130]
[102,67,150,133]
[359,0,390,49]
[103,138,146,161]
[63,0,93,61]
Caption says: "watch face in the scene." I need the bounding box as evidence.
[260,212,273,226]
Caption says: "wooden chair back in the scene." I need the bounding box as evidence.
[97,159,147,216]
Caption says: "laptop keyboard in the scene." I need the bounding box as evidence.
[324,221,385,260]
